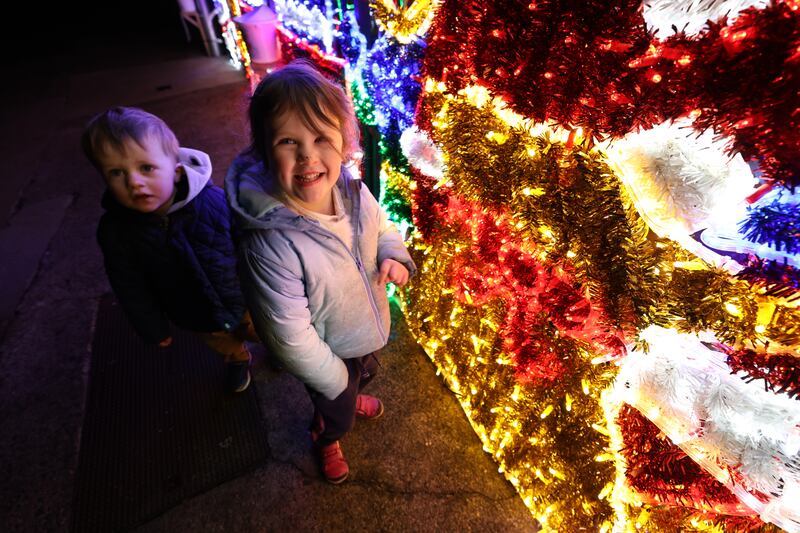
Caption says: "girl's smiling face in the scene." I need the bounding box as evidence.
[270,108,344,215]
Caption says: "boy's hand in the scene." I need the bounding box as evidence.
[378,259,409,287]
[158,336,173,348]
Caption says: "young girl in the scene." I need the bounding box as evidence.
[225,60,416,484]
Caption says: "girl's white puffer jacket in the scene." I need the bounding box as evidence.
[225,153,416,400]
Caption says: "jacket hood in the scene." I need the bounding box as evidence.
[169,147,212,213]
[224,151,359,231]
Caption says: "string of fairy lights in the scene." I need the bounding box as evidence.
[228,1,800,531]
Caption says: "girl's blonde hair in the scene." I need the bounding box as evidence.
[248,59,360,167]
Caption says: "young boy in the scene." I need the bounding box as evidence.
[83,106,258,393]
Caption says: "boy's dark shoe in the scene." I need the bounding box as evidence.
[225,360,251,393]
[318,441,349,484]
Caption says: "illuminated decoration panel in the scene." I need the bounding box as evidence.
[404,77,800,530]
[273,0,337,53]
[362,34,424,171]
[275,24,347,77]
[219,0,255,79]
[369,0,441,44]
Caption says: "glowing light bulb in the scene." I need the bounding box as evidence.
[724,302,742,317]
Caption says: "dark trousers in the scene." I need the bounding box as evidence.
[307,352,379,446]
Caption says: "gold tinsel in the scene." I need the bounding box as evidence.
[403,236,618,530]
[422,83,800,351]
[369,0,441,44]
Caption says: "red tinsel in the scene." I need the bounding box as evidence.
[422,0,800,188]
[617,404,766,521]
[712,343,800,399]
[410,168,449,239]
[275,25,347,79]
[412,171,627,383]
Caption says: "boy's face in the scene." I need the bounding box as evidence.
[270,108,343,215]
[97,135,180,215]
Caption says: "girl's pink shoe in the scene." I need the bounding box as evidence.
[355,394,384,419]
[318,441,348,484]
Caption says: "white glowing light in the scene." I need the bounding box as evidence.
[612,326,800,532]
[643,0,769,37]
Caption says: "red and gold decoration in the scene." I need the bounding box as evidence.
[233,1,800,530]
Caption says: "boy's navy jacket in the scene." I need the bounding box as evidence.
[97,148,247,344]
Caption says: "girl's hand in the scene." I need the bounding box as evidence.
[158,336,173,348]
[378,259,409,287]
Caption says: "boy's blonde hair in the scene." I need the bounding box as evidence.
[248,59,360,167]
[81,106,180,170]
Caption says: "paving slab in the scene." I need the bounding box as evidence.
[135,305,539,532]
[0,195,73,328]
[65,56,244,119]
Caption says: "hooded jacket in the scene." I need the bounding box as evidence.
[97,148,247,343]
[225,153,416,400]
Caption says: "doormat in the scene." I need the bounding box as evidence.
[72,294,269,532]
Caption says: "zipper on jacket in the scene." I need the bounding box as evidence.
[297,192,387,341]
[348,181,386,341]
[352,245,386,340]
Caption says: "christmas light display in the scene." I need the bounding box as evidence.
[273,0,337,52]
[369,0,440,44]
[610,326,800,531]
[275,25,347,78]
[219,0,252,76]
[229,1,800,530]
[422,0,800,188]
[362,34,424,170]
[379,160,414,235]
[642,0,770,36]
[405,79,800,530]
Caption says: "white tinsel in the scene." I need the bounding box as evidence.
[611,326,800,532]
[400,126,445,180]
[273,0,335,53]
[603,118,755,272]
[643,0,769,37]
